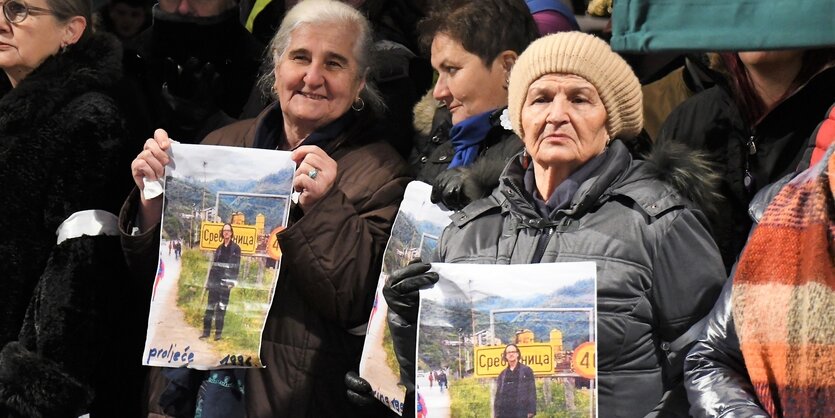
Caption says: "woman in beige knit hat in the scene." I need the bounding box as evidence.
[383,31,726,417]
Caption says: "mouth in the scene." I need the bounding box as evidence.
[541,132,573,143]
[296,91,327,100]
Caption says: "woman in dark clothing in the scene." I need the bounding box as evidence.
[384,32,726,417]
[658,48,835,273]
[125,1,411,416]
[409,0,539,210]
[0,0,147,415]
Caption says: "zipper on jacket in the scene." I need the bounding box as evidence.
[743,128,757,194]
[530,226,555,263]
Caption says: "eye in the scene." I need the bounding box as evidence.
[571,95,590,104]
[442,65,458,76]
[6,1,26,19]
[290,54,310,63]
[326,60,344,69]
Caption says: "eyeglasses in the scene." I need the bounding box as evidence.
[2,0,56,24]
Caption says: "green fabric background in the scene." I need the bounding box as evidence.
[610,0,835,52]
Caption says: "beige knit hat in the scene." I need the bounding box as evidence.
[507,31,643,140]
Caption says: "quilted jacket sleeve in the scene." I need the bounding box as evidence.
[684,278,769,418]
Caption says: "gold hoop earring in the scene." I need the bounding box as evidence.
[351,97,365,112]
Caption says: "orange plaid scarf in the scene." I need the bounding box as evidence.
[732,145,835,417]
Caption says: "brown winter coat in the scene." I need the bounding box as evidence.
[121,104,411,417]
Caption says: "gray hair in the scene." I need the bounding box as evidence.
[258,0,384,112]
[47,0,93,39]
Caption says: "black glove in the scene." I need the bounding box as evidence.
[382,261,437,416]
[382,262,438,324]
[160,57,226,139]
[431,155,507,211]
[345,371,377,407]
[345,371,405,417]
[430,167,471,211]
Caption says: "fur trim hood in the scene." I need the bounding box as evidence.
[0,31,123,131]
[412,88,440,136]
[640,139,723,215]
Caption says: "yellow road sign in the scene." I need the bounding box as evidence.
[199,222,258,254]
[265,226,285,260]
[474,343,554,377]
[571,341,596,379]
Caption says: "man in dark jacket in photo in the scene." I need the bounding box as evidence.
[494,344,537,418]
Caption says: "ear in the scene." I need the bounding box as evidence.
[356,68,368,96]
[497,50,519,73]
[61,16,87,46]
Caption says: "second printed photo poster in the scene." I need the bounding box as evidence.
[143,143,295,370]
[418,262,598,418]
[359,181,452,415]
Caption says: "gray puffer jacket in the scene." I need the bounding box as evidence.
[437,140,726,417]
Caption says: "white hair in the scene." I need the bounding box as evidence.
[258,0,383,110]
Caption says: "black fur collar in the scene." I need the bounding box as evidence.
[0,31,122,132]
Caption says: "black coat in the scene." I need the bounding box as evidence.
[207,241,241,289]
[0,32,149,417]
[124,6,265,142]
[494,363,536,418]
[658,65,835,272]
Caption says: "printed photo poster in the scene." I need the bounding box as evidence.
[360,181,453,415]
[143,143,295,370]
[417,262,598,418]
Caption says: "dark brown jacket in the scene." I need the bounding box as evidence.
[121,104,411,417]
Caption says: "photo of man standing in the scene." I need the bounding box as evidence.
[495,344,537,418]
[201,223,241,341]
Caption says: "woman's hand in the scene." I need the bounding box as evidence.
[291,145,337,212]
[130,129,172,229]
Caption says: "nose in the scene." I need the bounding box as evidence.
[303,64,324,87]
[176,0,192,15]
[545,97,569,126]
[432,73,450,103]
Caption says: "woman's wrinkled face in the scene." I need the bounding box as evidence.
[521,74,609,172]
[273,22,365,133]
[0,0,69,84]
[431,33,509,125]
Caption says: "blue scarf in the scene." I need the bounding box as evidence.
[447,110,495,169]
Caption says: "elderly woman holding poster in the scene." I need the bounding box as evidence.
[124,0,411,416]
[384,32,726,417]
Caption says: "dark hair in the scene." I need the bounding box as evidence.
[502,343,521,362]
[418,0,539,67]
[46,0,93,39]
[720,48,835,128]
[222,223,235,239]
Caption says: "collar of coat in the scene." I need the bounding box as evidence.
[0,31,122,132]
[452,139,722,227]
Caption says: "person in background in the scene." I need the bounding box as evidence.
[124,1,411,416]
[658,48,835,273]
[525,0,579,35]
[0,0,149,414]
[409,0,539,210]
[98,0,150,46]
[384,32,726,417]
[124,0,265,142]
[684,137,835,417]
